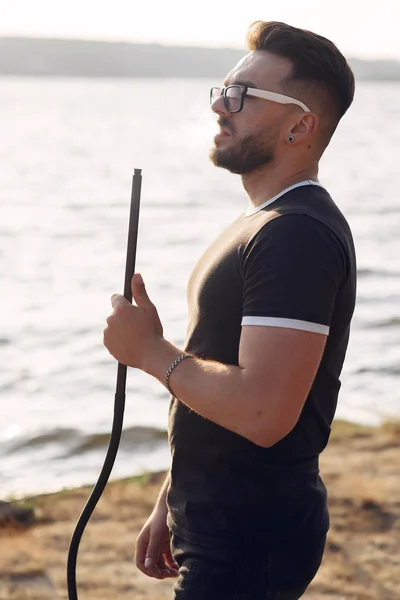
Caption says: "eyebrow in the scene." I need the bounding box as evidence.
[223,79,259,89]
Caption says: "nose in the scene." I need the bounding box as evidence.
[211,95,229,117]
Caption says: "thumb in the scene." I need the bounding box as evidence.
[131,273,152,309]
[144,531,163,569]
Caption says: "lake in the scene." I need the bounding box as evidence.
[1,77,399,498]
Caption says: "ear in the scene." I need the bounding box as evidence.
[289,112,319,140]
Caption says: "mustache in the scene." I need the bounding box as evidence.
[217,118,233,134]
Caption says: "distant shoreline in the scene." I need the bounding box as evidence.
[2,74,400,82]
[1,419,395,502]
[2,37,400,80]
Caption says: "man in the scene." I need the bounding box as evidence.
[104,20,356,600]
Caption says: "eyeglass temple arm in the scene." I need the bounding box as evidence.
[246,88,311,112]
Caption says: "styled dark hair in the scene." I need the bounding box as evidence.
[247,21,355,131]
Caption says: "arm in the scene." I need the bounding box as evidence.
[104,216,345,448]
[139,326,326,448]
[104,275,327,448]
[153,470,170,514]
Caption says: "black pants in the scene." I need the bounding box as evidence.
[171,531,326,600]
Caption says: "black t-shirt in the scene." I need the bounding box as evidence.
[167,182,357,545]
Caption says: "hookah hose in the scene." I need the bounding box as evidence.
[67,169,142,600]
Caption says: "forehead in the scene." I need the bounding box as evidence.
[224,50,293,90]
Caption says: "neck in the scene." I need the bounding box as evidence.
[241,161,319,208]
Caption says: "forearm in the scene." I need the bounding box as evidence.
[143,339,264,444]
[154,470,171,512]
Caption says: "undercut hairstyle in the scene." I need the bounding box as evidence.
[247,21,355,136]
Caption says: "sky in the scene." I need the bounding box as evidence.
[1,0,400,61]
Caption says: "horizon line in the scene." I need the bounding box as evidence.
[1,33,400,63]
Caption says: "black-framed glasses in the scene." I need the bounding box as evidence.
[210,85,310,113]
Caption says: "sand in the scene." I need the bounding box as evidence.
[1,419,399,600]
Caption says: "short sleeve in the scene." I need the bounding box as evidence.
[241,214,347,335]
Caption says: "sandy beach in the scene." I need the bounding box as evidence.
[1,419,399,600]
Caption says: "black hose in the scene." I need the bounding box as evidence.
[67,169,142,600]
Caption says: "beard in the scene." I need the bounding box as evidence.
[209,128,277,175]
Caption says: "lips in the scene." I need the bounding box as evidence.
[217,121,232,136]
[217,126,231,136]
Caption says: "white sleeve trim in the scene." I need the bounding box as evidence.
[241,316,329,335]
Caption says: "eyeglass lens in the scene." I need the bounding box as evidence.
[210,86,243,112]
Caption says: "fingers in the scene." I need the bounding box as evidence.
[158,554,179,578]
[135,512,179,580]
[136,533,156,576]
[136,556,178,579]
[136,531,176,580]
[110,293,128,309]
[163,548,179,572]
[145,555,178,579]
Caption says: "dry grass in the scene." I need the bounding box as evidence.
[1,421,400,599]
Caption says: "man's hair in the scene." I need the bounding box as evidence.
[247,21,355,135]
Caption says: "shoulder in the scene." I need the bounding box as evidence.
[241,212,349,293]
[248,184,353,259]
[247,211,346,258]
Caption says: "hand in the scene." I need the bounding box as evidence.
[135,508,179,579]
[103,273,163,369]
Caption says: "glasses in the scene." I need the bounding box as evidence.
[210,85,310,114]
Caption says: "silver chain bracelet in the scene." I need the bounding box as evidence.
[165,353,192,395]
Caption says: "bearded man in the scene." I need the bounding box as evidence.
[104,20,356,600]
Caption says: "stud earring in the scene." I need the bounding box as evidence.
[287,135,295,143]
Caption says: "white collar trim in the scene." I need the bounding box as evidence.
[244,180,324,217]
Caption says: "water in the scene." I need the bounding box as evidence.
[1,78,399,499]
